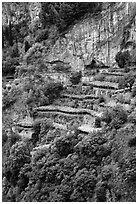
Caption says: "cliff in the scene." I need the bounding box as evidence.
[44,2,136,71]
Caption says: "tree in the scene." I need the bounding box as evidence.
[2,2,30,46]
[102,105,128,129]
[115,51,131,68]
[40,3,102,32]
[3,141,32,186]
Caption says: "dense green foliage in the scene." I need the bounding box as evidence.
[40,3,102,32]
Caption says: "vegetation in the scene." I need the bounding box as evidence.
[40,3,102,33]
[70,71,82,85]
[102,105,128,129]
[115,51,132,68]
[2,2,136,202]
[118,71,135,90]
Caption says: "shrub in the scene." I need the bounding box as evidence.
[102,109,112,125]
[3,141,31,186]
[95,117,101,128]
[115,50,131,68]
[102,105,128,129]
[110,106,128,129]
[2,87,21,110]
[42,82,63,103]
[118,71,135,90]
[35,28,49,43]
[2,57,19,76]
[23,43,44,65]
[55,136,73,157]
[70,71,82,85]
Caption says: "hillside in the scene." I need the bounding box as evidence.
[2,2,136,202]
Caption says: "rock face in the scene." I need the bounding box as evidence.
[45,2,136,71]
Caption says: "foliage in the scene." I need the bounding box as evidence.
[24,79,63,108]
[2,86,22,110]
[116,92,131,104]
[95,117,101,128]
[35,28,49,43]
[40,2,102,32]
[3,141,32,186]
[2,2,30,46]
[118,71,135,90]
[2,2,136,202]
[2,128,114,202]
[55,133,78,157]
[2,56,19,76]
[70,71,82,85]
[111,125,136,201]
[102,105,128,129]
[115,51,131,68]
[23,43,45,65]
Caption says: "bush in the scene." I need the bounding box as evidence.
[95,117,101,128]
[118,71,135,90]
[2,57,19,76]
[70,71,82,85]
[3,141,31,186]
[102,105,128,129]
[2,87,21,110]
[23,43,44,65]
[42,82,63,103]
[102,109,112,125]
[35,28,49,43]
[115,51,131,68]
[110,106,128,129]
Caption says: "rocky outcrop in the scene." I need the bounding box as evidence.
[45,3,136,71]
